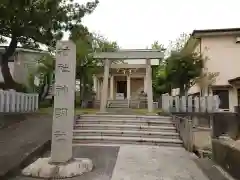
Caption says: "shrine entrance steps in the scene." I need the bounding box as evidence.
[73,114,183,147]
[107,99,145,109]
[106,108,136,115]
[108,100,129,108]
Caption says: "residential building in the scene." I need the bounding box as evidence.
[185,28,240,111]
[0,47,46,87]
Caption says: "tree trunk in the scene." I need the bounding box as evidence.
[80,77,85,108]
[1,37,18,89]
[39,73,51,101]
[179,87,185,96]
[1,61,15,89]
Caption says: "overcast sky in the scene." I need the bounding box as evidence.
[78,0,240,49]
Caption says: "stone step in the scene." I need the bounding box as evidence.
[109,102,128,104]
[109,105,129,108]
[73,129,180,139]
[108,103,128,105]
[108,100,128,102]
[78,114,171,120]
[75,119,174,126]
[74,124,177,132]
[108,101,128,103]
[72,136,183,147]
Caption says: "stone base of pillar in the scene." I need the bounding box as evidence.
[22,157,93,179]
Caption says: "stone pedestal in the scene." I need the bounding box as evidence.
[22,158,93,179]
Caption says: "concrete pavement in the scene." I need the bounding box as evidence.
[11,145,217,180]
[0,113,52,179]
[111,145,209,180]
[11,146,120,180]
[0,112,232,180]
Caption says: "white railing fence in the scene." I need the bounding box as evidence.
[162,94,220,113]
[0,89,39,113]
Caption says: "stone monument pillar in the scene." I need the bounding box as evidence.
[146,59,153,113]
[22,41,93,179]
[100,59,110,112]
[180,96,186,112]
[50,41,76,162]
[127,75,131,100]
[93,75,97,93]
[188,96,193,112]
[194,96,200,112]
[144,75,147,93]
[110,75,114,99]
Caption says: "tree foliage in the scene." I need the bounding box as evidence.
[167,33,190,54]
[154,61,172,95]
[30,25,119,104]
[69,25,119,106]
[29,54,55,101]
[0,0,98,90]
[150,41,166,98]
[165,52,203,95]
[153,33,208,96]
[195,67,219,95]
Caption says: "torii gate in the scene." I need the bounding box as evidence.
[93,49,164,113]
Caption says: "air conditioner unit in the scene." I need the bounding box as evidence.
[236,37,240,43]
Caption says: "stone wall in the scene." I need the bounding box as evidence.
[172,113,212,152]
[212,139,240,180]
[211,112,240,180]
[174,112,240,179]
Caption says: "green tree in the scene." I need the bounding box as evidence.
[150,41,166,98]
[195,67,219,95]
[151,41,165,51]
[30,25,120,105]
[165,33,219,96]
[0,0,98,90]
[167,33,190,54]
[69,26,119,106]
[153,33,205,96]
[29,54,55,101]
[70,25,97,106]
[165,52,204,95]
[154,61,172,95]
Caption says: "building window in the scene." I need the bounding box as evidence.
[237,89,240,106]
[212,89,229,109]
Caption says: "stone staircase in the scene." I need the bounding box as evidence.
[108,100,129,108]
[73,114,183,147]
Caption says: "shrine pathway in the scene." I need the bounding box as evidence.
[110,145,209,180]
[1,111,230,180]
[0,113,52,179]
[11,145,215,180]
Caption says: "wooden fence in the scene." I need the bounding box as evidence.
[0,90,39,113]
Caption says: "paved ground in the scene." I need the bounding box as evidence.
[0,113,52,178]
[0,112,231,180]
[11,145,215,180]
[0,113,28,129]
[11,146,120,180]
[111,145,209,180]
